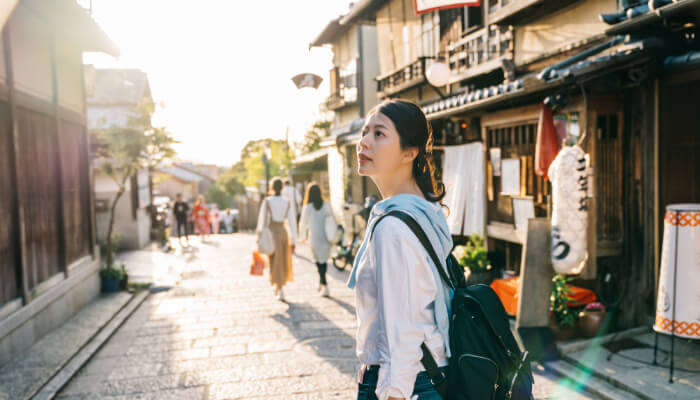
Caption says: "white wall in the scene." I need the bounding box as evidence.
[8,5,53,102]
[94,170,151,250]
[514,0,617,66]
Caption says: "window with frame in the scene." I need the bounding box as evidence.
[421,12,439,58]
[486,123,549,224]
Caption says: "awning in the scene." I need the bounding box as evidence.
[293,148,328,166]
[310,17,350,48]
[602,0,700,36]
[22,0,119,57]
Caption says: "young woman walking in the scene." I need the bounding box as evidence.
[298,183,333,297]
[256,178,297,301]
[347,100,452,400]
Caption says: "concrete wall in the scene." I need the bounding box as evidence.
[359,24,379,116]
[94,173,151,250]
[326,145,346,220]
[0,255,100,367]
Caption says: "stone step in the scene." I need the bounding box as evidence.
[0,291,145,400]
[543,359,645,400]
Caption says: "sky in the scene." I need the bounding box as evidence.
[82,0,353,167]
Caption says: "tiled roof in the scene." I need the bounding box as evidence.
[422,79,524,117]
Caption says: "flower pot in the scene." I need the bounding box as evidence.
[467,270,493,285]
[548,317,578,341]
[577,309,607,338]
[101,276,120,293]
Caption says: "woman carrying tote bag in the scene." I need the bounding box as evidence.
[298,183,336,297]
[347,100,452,400]
[256,178,297,301]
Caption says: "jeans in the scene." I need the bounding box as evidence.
[316,262,327,285]
[357,365,446,400]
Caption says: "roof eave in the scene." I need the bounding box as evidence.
[340,0,384,26]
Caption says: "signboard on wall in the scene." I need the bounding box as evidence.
[414,0,481,15]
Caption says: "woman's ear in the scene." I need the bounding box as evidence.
[402,147,419,165]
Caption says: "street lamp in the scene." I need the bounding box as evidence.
[426,58,450,87]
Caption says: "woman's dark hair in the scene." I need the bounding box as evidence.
[270,178,283,196]
[370,99,446,203]
[304,183,323,211]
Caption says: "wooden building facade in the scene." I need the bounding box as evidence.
[0,0,118,367]
[335,0,700,330]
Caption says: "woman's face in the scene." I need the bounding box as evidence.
[357,111,412,177]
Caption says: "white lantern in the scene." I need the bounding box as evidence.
[426,61,450,87]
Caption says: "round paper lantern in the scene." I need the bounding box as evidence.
[426,61,450,87]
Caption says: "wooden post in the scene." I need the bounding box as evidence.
[79,63,97,258]
[49,34,68,276]
[3,24,30,305]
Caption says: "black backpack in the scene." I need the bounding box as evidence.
[371,211,534,400]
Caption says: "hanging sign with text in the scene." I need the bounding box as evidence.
[414,0,481,15]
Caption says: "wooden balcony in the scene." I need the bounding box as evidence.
[487,0,584,25]
[376,57,428,98]
[324,85,358,110]
[447,25,513,85]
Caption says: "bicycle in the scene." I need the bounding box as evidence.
[331,224,362,271]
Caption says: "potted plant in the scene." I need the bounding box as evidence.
[577,302,608,338]
[549,274,580,340]
[99,238,126,293]
[453,235,492,285]
[100,263,125,293]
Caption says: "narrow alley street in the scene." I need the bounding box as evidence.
[55,233,598,400]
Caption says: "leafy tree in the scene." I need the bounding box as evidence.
[225,139,293,189]
[298,119,331,154]
[93,102,177,269]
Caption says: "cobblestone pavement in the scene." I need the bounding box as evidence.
[57,233,598,400]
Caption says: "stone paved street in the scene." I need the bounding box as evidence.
[57,233,599,399]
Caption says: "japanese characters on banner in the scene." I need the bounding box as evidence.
[414,0,481,15]
[548,145,591,275]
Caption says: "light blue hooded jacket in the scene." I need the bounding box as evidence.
[347,193,454,357]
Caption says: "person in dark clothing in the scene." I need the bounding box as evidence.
[173,193,190,243]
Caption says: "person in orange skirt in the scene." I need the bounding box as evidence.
[191,195,210,241]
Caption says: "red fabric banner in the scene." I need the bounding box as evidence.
[535,103,560,180]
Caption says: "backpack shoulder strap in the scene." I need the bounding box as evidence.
[369,209,451,396]
[371,210,454,290]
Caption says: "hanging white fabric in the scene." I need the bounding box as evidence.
[443,142,485,236]
[548,145,590,274]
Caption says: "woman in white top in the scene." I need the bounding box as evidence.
[347,100,453,400]
[256,178,298,301]
[298,182,333,297]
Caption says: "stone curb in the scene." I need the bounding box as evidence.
[31,290,150,400]
[542,360,644,400]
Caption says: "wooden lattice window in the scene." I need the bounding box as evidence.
[596,113,623,243]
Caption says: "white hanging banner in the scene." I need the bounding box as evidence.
[443,142,485,236]
[548,145,590,275]
[414,0,481,15]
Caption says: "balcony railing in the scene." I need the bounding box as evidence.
[324,88,358,110]
[376,57,429,98]
[447,25,513,84]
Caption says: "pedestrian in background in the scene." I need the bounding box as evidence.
[191,195,210,241]
[173,193,190,244]
[282,179,302,222]
[210,204,221,234]
[298,182,333,297]
[256,178,297,301]
[348,100,452,400]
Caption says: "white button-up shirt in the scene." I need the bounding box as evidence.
[354,216,448,400]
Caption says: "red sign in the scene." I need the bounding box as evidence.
[414,0,481,15]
